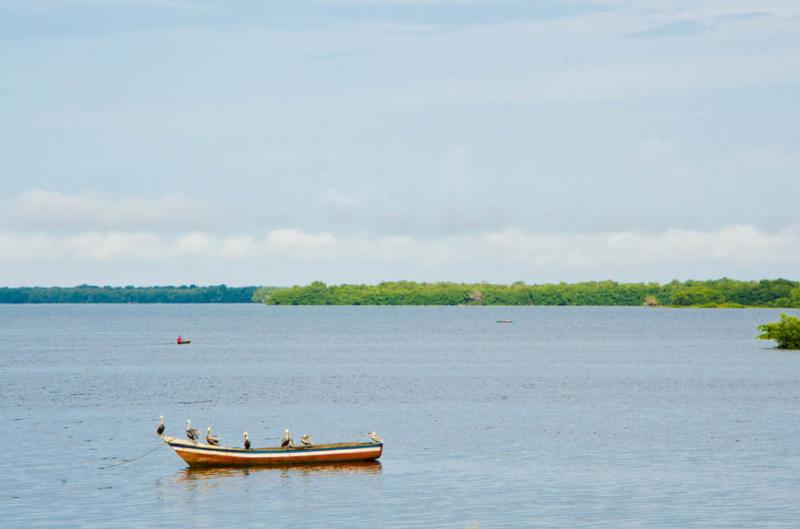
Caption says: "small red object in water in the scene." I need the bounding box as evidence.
[177,336,182,344]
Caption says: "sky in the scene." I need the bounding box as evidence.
[1,0,799,286]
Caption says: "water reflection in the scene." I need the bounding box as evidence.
[176,460,383,483]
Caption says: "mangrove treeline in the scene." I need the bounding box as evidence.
[4,280,799,306]
[0,285,263,303]
[256,279,800,307]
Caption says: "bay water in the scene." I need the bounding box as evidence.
[2,305,799,528]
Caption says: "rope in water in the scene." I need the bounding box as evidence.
[99,432,376,469]
[99,440,166,470]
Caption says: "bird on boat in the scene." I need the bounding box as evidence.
[206,426,220,446]
[185,419,199,442]
[281,429,294,448]
[243,432,251,450]
[156,416,165,436]
[300,434,312,447]
[368,431,383,443]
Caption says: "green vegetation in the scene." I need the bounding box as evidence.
[251,286,280,303]
[4,279,799,307]
[0,285,259,303]
[758,314,800,349]
[262,279,800,307]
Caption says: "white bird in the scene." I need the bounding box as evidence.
[368,431,383,443]
[243,431,251,450]
[300,434,312,447]
[281,428,294,448]
[185,419,199,442]
[156,416,165,436]
[206,426,220,446]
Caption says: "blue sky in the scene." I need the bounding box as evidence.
[1,0,799,286]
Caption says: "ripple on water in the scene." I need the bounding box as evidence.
[1,305,800,528]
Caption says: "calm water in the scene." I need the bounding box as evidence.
[2,305,799,528]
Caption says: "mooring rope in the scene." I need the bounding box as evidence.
[99,439,167,470]
[98,432,376,469]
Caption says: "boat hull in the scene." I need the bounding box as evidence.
[163,436,383,468]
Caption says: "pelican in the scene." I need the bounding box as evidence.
[206,426,220,446]
[156,416,165,436]
[243,431,251,450]
[185,419,199,442]
[280,429,294,448]
[300,434,312,447]
[368,431,383,443]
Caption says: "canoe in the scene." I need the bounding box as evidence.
[177,340,191,345]
[162,435,383,468]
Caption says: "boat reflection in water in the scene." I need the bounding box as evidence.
[176,460,382,484]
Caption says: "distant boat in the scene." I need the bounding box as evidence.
[496,319,513,324]
[176,337,191,345]
[162,435,383,468]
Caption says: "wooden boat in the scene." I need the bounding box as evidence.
[177,340,191,345]
[162,435,383,468]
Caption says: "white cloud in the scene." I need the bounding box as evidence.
[221,235,258,260]
[0,231,165,261]
[1,225,798,285]
[265,229,338,259]
[476,225,800,267]
[173,231,217,256]
[172,232,258,260]
[2,190,214,232]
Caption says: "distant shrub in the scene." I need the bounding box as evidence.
[643,295,659,307]
[251,286,279,303]
[758,314,800,349]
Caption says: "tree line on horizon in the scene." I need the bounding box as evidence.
[3,280,799,307]
[255,279,800,308]
[0,285,263,303]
